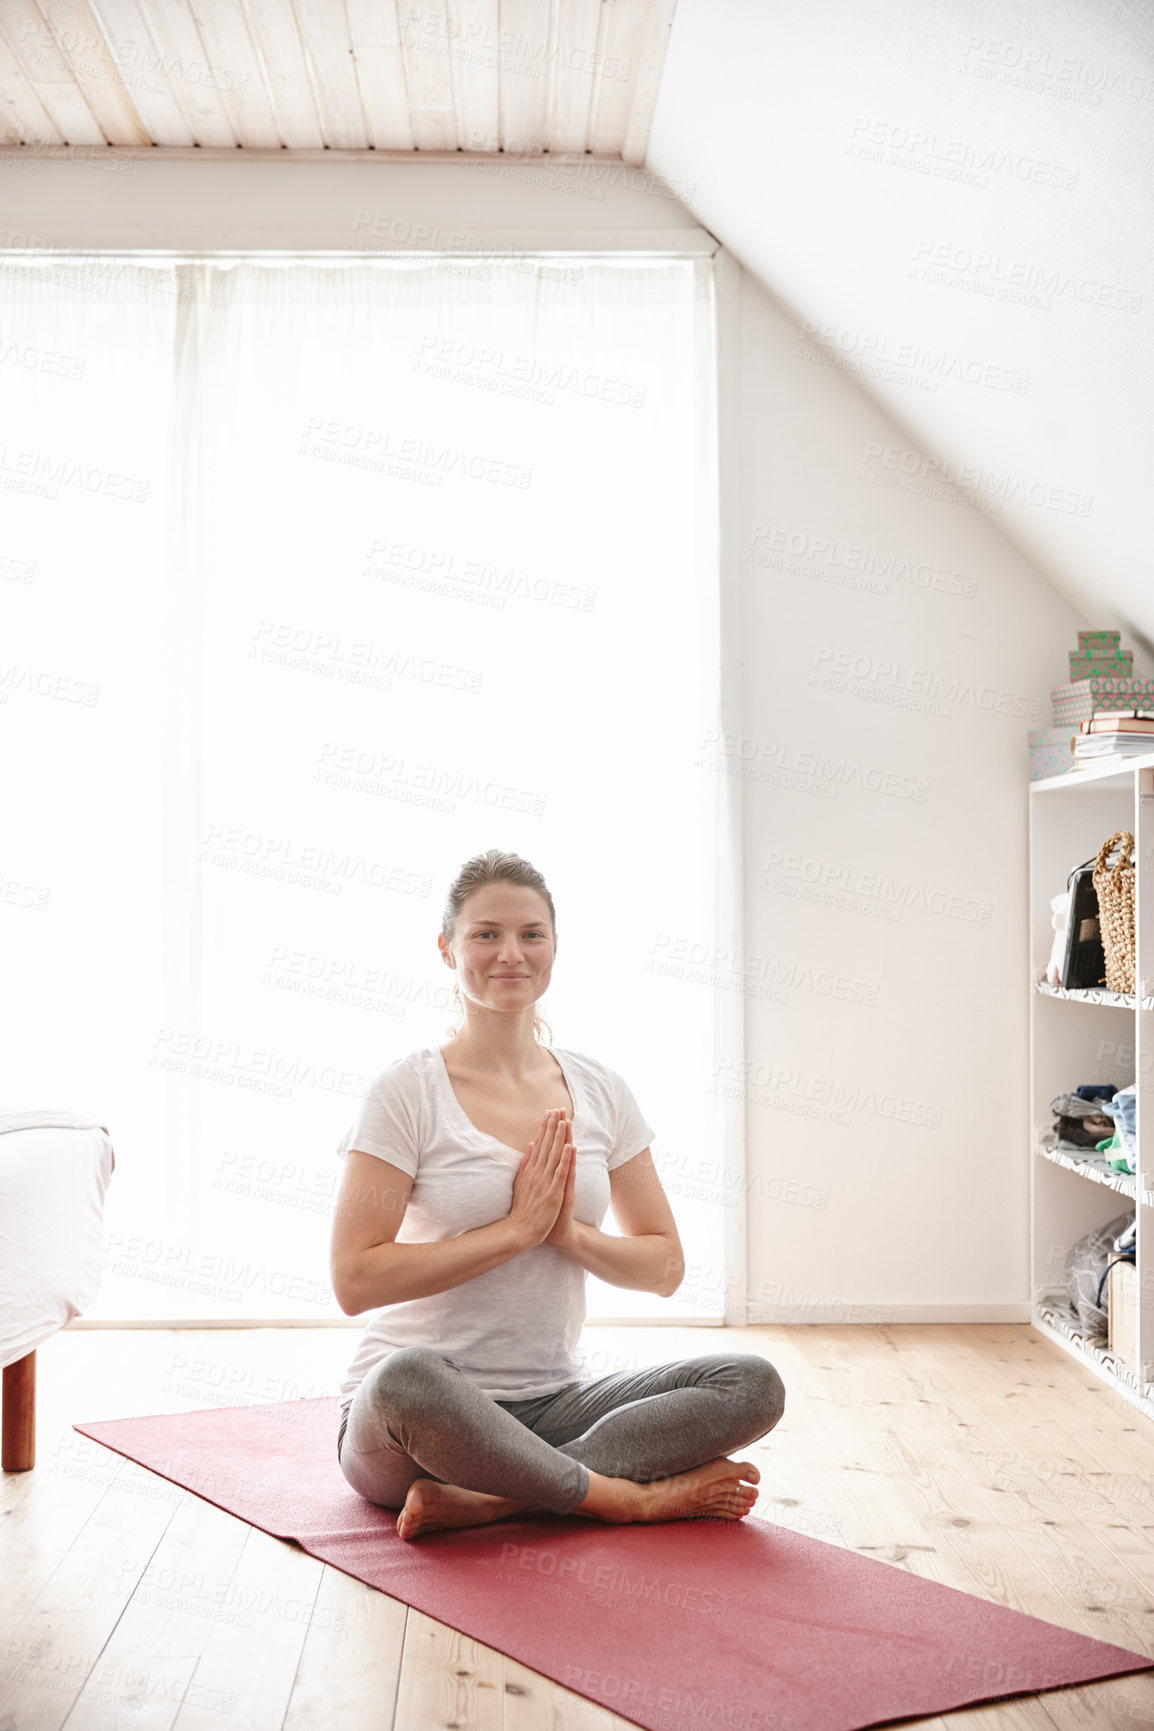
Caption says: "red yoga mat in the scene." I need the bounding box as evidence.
[74,1397,1153,1731]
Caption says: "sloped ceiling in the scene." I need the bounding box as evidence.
[646,0,1154,648]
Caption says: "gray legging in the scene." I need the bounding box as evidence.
[336,1345,786,1516]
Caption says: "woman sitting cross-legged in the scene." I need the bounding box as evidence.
[330,848,786,1541]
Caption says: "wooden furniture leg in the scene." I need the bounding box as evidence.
[2,1351,35,1471]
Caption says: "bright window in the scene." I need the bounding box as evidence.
[1,253,729,1323]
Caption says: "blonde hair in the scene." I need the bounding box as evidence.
[441,849,556,1044]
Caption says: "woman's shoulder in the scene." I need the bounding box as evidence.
[554,1046,631,1098]
[364,1046,440,1098]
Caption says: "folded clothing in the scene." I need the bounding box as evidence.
[1098,1084,1136,1171]
[1050,1093,1119,1147]
[1094,1130,1133,1175]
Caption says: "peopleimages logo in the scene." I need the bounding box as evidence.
[959,35,1154,103]
[796,320,1028,393]
[299,414,532,490]
[911,240,1142,313]
[0,445,149,503]
[860,441,1093,518]
[560,1668,796,1730]
[748,526,976,591]
[810,645,1041,721]
[847,116,1079,189]
[758,848,994,927]
[414,333,646,408]
[715,1056,945,1128]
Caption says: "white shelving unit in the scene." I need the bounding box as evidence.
[1030,750,1154,1422]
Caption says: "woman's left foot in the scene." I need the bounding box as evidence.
[397,1478,529,1540]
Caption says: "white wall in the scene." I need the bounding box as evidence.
[731,259,1096,1320]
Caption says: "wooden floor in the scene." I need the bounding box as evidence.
[2,1323,1153,1731]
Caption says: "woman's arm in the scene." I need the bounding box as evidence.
[548,1147,686,1298]
[330,1111,574,1314]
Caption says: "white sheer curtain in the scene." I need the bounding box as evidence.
[1,252,728,1323]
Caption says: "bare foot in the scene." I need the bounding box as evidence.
[396,1478,531,1541]
[635,1456,761,1523]
[395,1457,761,1540]
[577,1457,761,1526]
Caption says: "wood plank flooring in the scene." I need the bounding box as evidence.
[1,1324,1152,1731]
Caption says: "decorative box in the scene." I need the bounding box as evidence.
[1029,728,1079,781]
[1068,629,1133,682]
[1051,678,1154,728]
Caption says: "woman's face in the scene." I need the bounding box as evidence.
[441,882,555,1016]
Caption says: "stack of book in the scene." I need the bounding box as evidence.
[1029,631,1154,779]
[1073,711,1154,765]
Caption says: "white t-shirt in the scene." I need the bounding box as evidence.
[335,1045,657,1410]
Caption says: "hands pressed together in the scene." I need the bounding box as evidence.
[508,1108,579,1252]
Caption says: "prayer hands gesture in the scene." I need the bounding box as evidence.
[508,1108,578,1251]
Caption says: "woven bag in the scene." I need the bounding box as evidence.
[1092,830,1136,993]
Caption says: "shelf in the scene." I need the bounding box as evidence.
[1030,750,1154,1426]
[1036,1138,1137,1198]
[1033,979,1137,1009]
[1033,1295,1154,1419]
[1031,748,1154,792]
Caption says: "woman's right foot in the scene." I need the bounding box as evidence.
[577,1457,760,1525]
[396,1478,529,1540]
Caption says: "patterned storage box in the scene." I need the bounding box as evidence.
[1068,630,1133,682]
[1051,678,1154,727]
[1029,728,1079,780]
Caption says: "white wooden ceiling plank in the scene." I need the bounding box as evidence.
[242,0,324,147]
[346,50,414,149]
[586,0,647,156]
[497,0,551,155]
[0,26,64,145]
[444,0,499,153]
[129,0,237,146]
[0,0,105,144]
[399,0,460,151]
[290,0,369,150]
[345,0,414,150]
[186,0,282,147]
[547,0,601,154]
[85,0,197,145]
[28,0,151,141]
[620,0,676,165]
